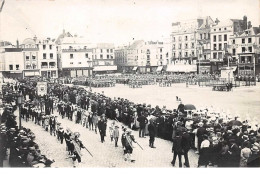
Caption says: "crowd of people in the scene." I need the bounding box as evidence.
[1,75,260,168]
[0,101,54,167]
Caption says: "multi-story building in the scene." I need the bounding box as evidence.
[37,37,58,78]
[115,40,171,73]
[210,16,247,61]
[20,38,41,78]
[56,30,93,77]
[171,17,213,65]
[92,43,117,74]
[229,26,260,76]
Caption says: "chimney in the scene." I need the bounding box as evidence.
[215,18,220,25]
[248,21,252,29]
[243,15,247,29]
[63,29,65,35]
[16,39,19,48]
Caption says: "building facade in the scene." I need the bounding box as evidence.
[56,30,93,77]
[115,40,171,73]
[229,27,260,76]
[37,38,58,78]
[210,17,247,61]
[92,43,117,74]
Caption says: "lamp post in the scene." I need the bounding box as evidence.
[87,60,92,91]
[17,93,24,129]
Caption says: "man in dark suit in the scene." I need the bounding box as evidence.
[171,131,183,167]
[137,112,148,138]
[228,139,241,167]
[148,119,156,148]
[182,129,191,167]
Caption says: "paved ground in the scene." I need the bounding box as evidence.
[17,109,198,168]
[16,82,259,168]
[91,83,260,123]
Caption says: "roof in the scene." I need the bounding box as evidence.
[55,30,73,44]
[212,19,233,28]
[22,38,35,45]
[129,40,144,49]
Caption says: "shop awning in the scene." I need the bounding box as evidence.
[93,65,117,72]
[132,67,138,71]
[166,65,197,72]
[24,71,40,76]
[156,66,163,72]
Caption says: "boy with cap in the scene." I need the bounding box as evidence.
[113,125,120,147]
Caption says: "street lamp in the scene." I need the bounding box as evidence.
[87,60,92,91]
[17,93,24,129]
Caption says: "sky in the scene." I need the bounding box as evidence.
[0,0,259,46]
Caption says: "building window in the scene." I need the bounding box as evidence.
[111,55,113,59]
[173,44,175,49]
[191,51,194,56]
[9,65,13,70]
[50,53,53,59]
[43,45,46,50]
[49,45,52,50]
[32,55,36,60]
[85,53,88,58]
[213,44,217,50]
[100,49,103,53]
[224,34,227,41]
[200,34,203,39]
[185,43,188,49]
[242,38,245,44]
[179,36,182,41]
[110,49,113,53]
[160,55,162,59]
[70,62,73,64]
[107,49,109,53]
[219,28,221,31]
[185,36,188,41]
[160,48,162,53]
[185,52,188,57]
[70,54,74,59]
[224,43,227,50]
[219,35,222,41]
[224,27,227,30]
[16,65,19,70]
[248,38,252,43]
[213,53,217,59]
[232,49,236,56]
[107,55,109,59]
[179,44,182,49]
[26,56,30,60]
[248,46,252,52]
[179,52,182,57]
[173,52,176,57]
[78,62,81,64]
[213,35,216,42]
[100,54,103,59]
[218,52,222,59]
[173,37,176,42]
[191,43,194,48]
[219,44,222,50]
[233,39,235,44]
[43,53,46,59]
[242,47,246,52]
[214,29,216,31]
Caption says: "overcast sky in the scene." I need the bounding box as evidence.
[0,0,259,46]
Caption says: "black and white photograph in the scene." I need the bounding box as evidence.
[0,0,260,170]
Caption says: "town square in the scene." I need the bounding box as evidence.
[0,0,260,169]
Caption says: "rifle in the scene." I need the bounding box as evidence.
[135,141,144,150]
[83,147,93,157]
